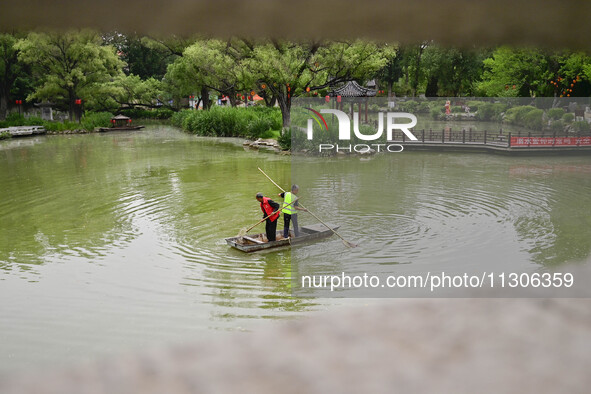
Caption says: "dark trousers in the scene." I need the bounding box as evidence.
[283,213,299,238]
[265,219,277,242]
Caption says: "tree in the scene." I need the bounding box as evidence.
[89,74,164,111]
[421,45,488,96]
[375,45,405,97]
[16,30,124,119]
[476,47,550,97]
[102,32,174,80]
[165,38,254,109]
[248,39,390,129]
[0,33,27,120]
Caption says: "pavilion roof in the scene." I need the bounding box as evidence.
[328,80,377,97]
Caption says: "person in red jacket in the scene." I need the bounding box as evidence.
[256,192,280,242]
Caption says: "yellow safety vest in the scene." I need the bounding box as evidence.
[283,192,297,215]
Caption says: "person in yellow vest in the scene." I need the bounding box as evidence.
[279,184,307,238]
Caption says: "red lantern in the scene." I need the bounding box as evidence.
[127,119,132,124]
[111,119,116,124]
[325,95,330,103]
[75,99,82,105]
[306,87,310,92]
[337,95,342,103]
[571,83,574,87]
[287,87,291,92]
[313,92,318,96]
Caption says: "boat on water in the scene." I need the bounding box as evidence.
[225,223,339,252]
[99,114,145,132]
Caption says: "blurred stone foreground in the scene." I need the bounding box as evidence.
[2,295,591,394]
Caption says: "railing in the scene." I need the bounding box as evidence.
[387,128,591,148]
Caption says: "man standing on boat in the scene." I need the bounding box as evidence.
[279,184,307,238]
[255,192,280,242]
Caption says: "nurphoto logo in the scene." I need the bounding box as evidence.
[305,108,418,153]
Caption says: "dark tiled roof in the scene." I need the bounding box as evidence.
[329,81,377,97]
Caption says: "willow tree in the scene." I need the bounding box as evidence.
[248,40,391,130]
[165,38,253,109]
[16,30,123,119]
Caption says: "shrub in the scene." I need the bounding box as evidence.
[397,100,418,113]
[547,107,565,120]
[504,105,537,125]
[81,112,113,130]
[562,112,575,123]
[171,106,282,139]
[430,107,443,120]
[0,131,11,139]
[522,109,544,130]
[571,120,591,133]
[277,128,291,150]
[549,119,565,132]
[475,103,495,121]
[417,102,431,113]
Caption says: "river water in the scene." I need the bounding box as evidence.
[1,125,591,372]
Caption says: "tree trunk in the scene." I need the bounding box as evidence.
[68,95,75,121]
[0,91,7,120]
[201,86,210,110]
[277,94,291,131]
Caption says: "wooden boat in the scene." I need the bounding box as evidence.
[98,114,145,132]
[98,125,144,132]
[225,223,340,252]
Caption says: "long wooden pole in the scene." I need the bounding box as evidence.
[257,167,357,248]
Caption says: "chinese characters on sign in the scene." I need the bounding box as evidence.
[510,137,591,147]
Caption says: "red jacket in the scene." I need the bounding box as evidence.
[260,197,279,222]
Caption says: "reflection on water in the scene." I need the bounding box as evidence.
[292,153,591,295]
[1,126,591,371]
[0,127,314,373]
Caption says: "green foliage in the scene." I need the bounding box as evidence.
[547,107,565,120]
[465,101,482,112]
[277,127,291,150]
[504,105,537,125]
[171,106,282,139]
[522,108,544,130]
[0,131,11,139]
[16,30,124,116]
[120,108,174,119]
[0,111,111,131]
[397,100,419,113]
[562,112,575,123]
[503,106,544,129]
[430,106,444,120]
[81,112,113,130]
[475,102,506,121]
[549,119,565,131]
[571,120,591,133]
